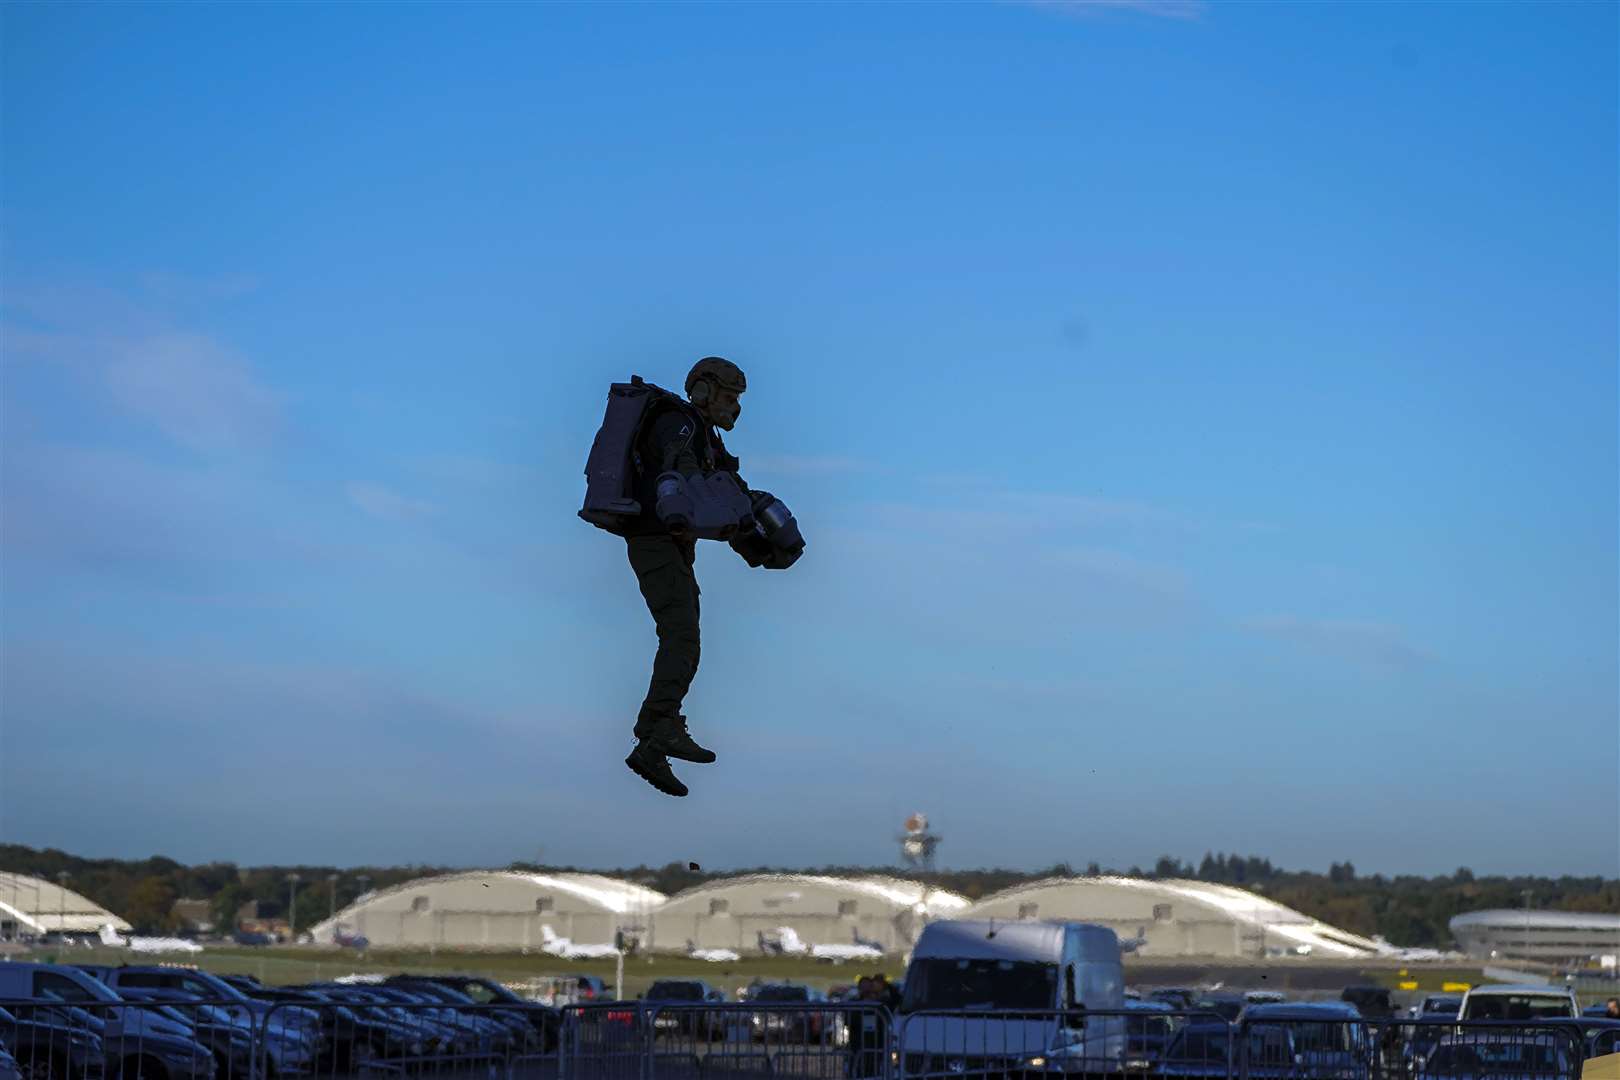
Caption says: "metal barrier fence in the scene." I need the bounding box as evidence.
[3,998,1611,1080]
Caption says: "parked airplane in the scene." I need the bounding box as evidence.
[540,924,620,959]
[99,923,203,954]
[687,940,740,962]
[757,926,883,963]
[332,926,371,949]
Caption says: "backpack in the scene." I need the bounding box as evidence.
[578,375,697,535]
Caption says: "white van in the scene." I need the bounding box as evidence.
[898,919,1126,1078]
[1457,984,1580,1021]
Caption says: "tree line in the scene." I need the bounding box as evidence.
[3,843,1613,949]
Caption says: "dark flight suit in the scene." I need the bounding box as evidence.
[625,403,749,738]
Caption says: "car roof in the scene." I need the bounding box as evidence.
[1246,1003,1361,1019]
[1124,1000,1174,1012]
[1436,1032,1566,1046]
[1465,984,1571,996]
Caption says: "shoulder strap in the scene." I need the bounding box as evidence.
[640,390,714,472]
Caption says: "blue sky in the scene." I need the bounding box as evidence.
[1,1,1614,879]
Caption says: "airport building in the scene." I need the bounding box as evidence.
[961,876,1385,959]
[1449,909,1620,965]
[0,871,132,940]
[646,874,970,955]
[307,871,666,950]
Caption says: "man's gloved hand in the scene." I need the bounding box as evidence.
[728,529,774,568]
[730,489,805,570]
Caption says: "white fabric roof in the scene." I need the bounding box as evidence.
[307,870,667,939]
[965,876,1385,958]
[0,871,132,933]
[662,874,969,915]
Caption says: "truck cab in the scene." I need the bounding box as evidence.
[1457,985,1580,1021]
[898,919,1126,1079]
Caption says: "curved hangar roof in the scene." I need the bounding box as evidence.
[1450,909,1620,932]
[648,874,969,954]
[0,871,133,935]
[309,871,666,949]
[961,876,1384,959]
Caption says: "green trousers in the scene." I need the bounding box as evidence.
[626,534,701,738]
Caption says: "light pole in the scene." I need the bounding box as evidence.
[286,874,302,942]
[328,874,340,924]
[56,872,70,938]
[355,876,371,941]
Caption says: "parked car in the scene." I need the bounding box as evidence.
[302,985,466,1056]
[236,985,425,1071]
[728,983,839,1044]
[1458,986,1580,1022]
[569,977,611,1004]
[1416,1032,1574,1080]
[379,981,537,1050]
[641,980,726,1038]
[1148,989,1199,1011]
[1576,1019,1620,1059]
[110,991,260,1080]
[1340,987,1397,1021]
[359,986,515,1055]
[0,1002,107,1080]
[0,963,215,1080]
[387,975,559,1051]
[1154,1022,1241,1079]
[1412,996,1463,1019]
[1121,1001,1181,1071]
[1243,1003,1373,1080]
[1401,1013,1471,1072]
[84,965,324,1051]
[1192,994,1246,1023]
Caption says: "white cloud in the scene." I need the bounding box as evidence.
[346,482,439,521]
[104,333,283,453]
[4,282,283,455]
[1242,615,1429,670]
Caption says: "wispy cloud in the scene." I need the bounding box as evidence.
[346,482,439,521]
[4,282,283,454]
[104,333,283,453]
[1011,0,1209,22]
[1050,546,1190,598]
[1241,615,1429,670]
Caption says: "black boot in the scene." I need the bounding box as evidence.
[626,740,688,797]
[647,714,717,764]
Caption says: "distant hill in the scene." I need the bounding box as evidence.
[2,843,1613,946]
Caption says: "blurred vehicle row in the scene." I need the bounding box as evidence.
[3,954,1614,1080]
[0,962,561,1080]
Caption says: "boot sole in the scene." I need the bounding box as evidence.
[662,747,717,765]
[625,751,688,797]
